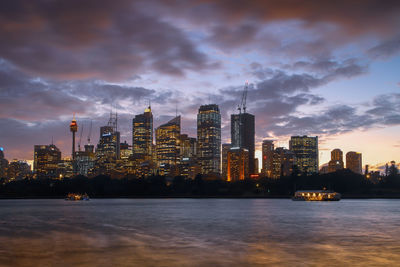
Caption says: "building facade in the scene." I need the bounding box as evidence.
[261,140,274,177]
[328,149,344,173]
[197,104,221,175]
[346,151,362,174]
[227,147,249,181]
[132,106,153,159]
[231,113,255,174]
[34,144,61,178]
[156,116,181,167]
[221,143,231,180]
[289,136,319,175]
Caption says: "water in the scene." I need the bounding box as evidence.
[0,199,399,266]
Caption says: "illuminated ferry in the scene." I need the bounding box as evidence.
[292,190,341,201]
[65,193,90,201]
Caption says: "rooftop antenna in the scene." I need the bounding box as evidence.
[51,136,54,145]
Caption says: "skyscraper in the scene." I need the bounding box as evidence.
[270,147,296,178]
[197,104,221,175]
[132,106,153,160]
[289,136,318,175]
[227,147,249,181]
[231,112,255,174]
[346,151,362,174]
[34,144,61,178]
[328,149,344,173]
[156,116,181,167]
[261,140,274,177]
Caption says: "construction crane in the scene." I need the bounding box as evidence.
[78,124,84,152]
[87,120,92,145]
[237,81,248,114]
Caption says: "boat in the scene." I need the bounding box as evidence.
[65,193,90,201]
[292,190,341,201]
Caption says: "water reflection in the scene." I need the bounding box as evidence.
[0,199,399,266]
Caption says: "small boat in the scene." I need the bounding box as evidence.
[65,193,90,201]
[292,190,341,201]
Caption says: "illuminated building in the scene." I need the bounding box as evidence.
[328,149,344,173]
[231,112,255,174]
[178,157,200,179]
[120,141,132,160]
[222,143,231,180]
[156,116,181,169]
[197,104,221,175]
[227,147,249,181]
[179,134,197,159]
[289,136,318,175]
[0,147,9,178]
[75,144,96,176]
[269,147,296,178]
[132,106,153,159]
[261,140,274,177]
[34,144,61,178]
[346,151,362,174]
[7,160,31,181]
[95,113,120,174]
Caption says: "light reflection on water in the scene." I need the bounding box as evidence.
[0,199,399,266]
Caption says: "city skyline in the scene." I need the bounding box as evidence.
[0,1,399,171]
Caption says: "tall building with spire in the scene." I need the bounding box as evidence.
[70,115,78,160]
[132,106,153,160]
[197,104,221,175]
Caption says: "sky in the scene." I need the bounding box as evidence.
[0,0,399,171]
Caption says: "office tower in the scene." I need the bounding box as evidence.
[0,147,9,178]
[34,144,61,178]
[261,140,274,177]
[70,115,78,160]
[132,106,153,159]
[222,143,231,180]
[7,160,31,180]
[270,147,296,178]
[179,134,197,159]
[227,147,249,181]
[156,116,181,167]
[346,151,362,174]
[231,112,255,174]
[328,149,344,173]
[289,136,319,175]
[197,104,221,175]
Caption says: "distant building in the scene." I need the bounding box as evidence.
[328,149,344,173]
[75,143,96,176]
[7,160,31,181]
[120,141,132,160]
[95,113,121,174]
[0,147,9,178]
[270,147,296,178]
[261,140,274,177]
[179,134,197,159]
[254,158,259,174]
[132,106,153,160]
[231,113,255,174]
[346,151,362,174]
[221,143,231,180]
[227,147,249,181]
[34,144,61,178]
[156,116,181,170]
[289,136,318,175]
[197,104,221,175]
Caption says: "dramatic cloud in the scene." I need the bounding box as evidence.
[0,0,216,80]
